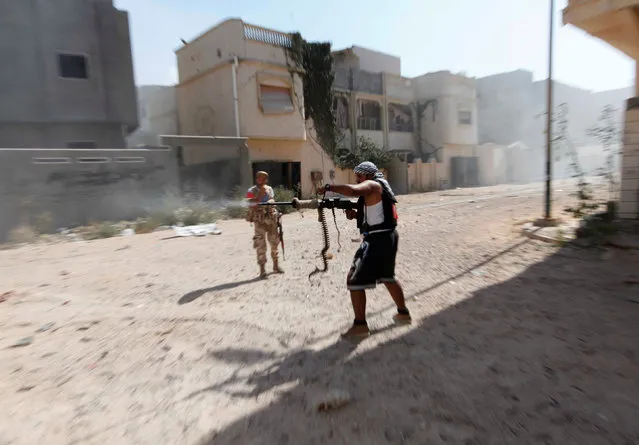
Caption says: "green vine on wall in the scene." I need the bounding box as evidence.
[286,33,395,171]
[286,33,339,158]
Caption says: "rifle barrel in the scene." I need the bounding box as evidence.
[257,202,296,206]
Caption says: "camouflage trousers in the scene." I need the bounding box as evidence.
[253,220,280,266]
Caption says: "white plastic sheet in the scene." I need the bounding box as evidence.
[172,223,222,237]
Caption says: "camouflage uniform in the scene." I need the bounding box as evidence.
[246,185,280,267]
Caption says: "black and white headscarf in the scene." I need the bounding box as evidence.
[353,161,384,179]
[354,161,396,197]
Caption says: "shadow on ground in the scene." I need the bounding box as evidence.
[178,277,262,305]
[195,243,639,445]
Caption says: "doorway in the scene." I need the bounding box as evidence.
[252,161,301,196]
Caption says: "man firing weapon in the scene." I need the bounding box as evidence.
[259,161,411,339]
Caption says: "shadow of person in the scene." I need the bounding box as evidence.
[178,277,262,305]
[187,339,360,401]
[193,243,639,445]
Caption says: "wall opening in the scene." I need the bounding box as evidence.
[58,54,89,79]
[251,161,301,195]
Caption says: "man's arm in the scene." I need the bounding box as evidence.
[266,186,275,203]
[328,180,380,197]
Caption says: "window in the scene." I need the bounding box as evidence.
[259,85,294,114]
[388,103,413,132]
[58,54,89,79]
[458,110,472,125]
[357,99,381,130]
[67,141,96,149]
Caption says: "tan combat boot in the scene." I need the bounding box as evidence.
[259,264,267,279]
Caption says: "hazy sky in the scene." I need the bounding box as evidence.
[114,0,635,92]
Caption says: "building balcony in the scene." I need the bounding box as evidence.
[563,0,639,59]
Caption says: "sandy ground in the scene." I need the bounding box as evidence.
[1,181,638,445]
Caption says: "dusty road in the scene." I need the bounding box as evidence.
[1,182,638,445]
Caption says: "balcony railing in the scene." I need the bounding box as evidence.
[389,122,414,133]
[243,24,292,48]
[357,117,381,131]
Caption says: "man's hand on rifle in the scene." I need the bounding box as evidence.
[344,209,357,220]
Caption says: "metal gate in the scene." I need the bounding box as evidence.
[450,156,480,188]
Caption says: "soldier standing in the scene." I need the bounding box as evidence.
[246,171,284,278]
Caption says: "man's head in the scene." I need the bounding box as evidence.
[255,171,269,186]
[353,161,379,184]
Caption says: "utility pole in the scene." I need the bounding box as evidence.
[544,0,555,220]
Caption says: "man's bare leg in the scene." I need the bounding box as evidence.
[384,281,412,324]
[350,290,367,320]
[342,290,370,338]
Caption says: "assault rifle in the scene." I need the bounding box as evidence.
[259,197,356,211]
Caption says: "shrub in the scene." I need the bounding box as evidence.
[8,226,38,244]
[84,222,119,240]
[273,186,296,214]
[225,204,248,220]
[32,211,54,234]
[134,218,161,234]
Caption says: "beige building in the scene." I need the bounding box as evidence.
[563,0,639,219]
[332,48,481,189]
[175,18,484,196]
[175,18,336,197]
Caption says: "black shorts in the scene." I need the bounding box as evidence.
[347,229,398,291]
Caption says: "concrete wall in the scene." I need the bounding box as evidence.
[0,148,179,241]
[358,130,385,147]
[407,160,446,192]
[0,122,126,149]
[176,19,246,83]
[385,74,413,102]
[176,19,291,84]
[177,61,305,141]
[351,46,401,76]
[0,0,138,148]
[177,66,235,137]
[407,143,503,192]
[388,131,413,152]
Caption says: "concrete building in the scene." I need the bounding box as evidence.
[332,49,481,188]
[333,45,402,76]
[332,47,414,156]
[175,18,485,195]
[175,18,338,197]
[563,0,639,219]
[0,0,138,149]
[127,86,178,147]
[477,70,630,148]
[477,69,630,182]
